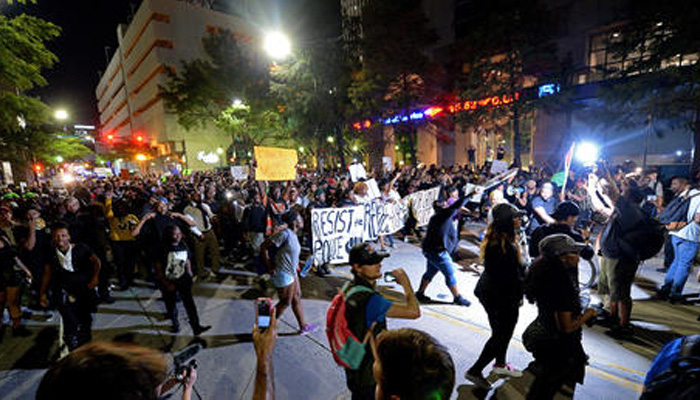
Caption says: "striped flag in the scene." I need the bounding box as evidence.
[562,142,576,196]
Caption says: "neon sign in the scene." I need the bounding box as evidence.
[351,83,558,131]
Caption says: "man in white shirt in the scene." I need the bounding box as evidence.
[183,190,220,279]
[660,186,700,303]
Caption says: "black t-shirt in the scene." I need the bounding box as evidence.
[159,242,191,281]
[476,242,524,306]
[527,256,581,336]
[529,224,593,260]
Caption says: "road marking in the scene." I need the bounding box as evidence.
[421,308,645,393]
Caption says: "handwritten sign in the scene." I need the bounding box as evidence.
[230,166,249,180]
[311,206,365,266]
[405,187,441,227]
[254,146,297,181]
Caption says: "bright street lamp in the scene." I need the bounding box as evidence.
[327,136,335,143]
[263,31,291,60]
[54,109,69,121]
[232,98,243,107]
[55,156,64,163]
[216,147,224,155]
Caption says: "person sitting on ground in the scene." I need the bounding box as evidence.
[35,340,196,400]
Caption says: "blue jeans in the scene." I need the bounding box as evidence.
[422,250,457,287]
[664,236,699,297]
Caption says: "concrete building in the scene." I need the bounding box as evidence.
[95,0,254,171]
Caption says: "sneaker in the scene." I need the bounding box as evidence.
[465,370,491,390]
[492,363,523,378]
[669,296,691,305]
[453,295,471,307]
[193,325,211,336]
[300,323,318,336]
[415,292,432,303]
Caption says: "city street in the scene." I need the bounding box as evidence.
[1,235,698,400]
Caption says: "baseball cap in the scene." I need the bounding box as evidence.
[551,201,580,220]
[491,203,526,225]
[349,242,389,266]
[539,234,587,257]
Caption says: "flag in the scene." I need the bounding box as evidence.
[561,142,576,196]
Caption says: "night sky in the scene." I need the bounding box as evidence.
[4,0,340,126]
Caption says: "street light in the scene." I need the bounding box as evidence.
[55,156,64,163]
[232,98,243,107]
[216,147,224,155]
[327,136,335,143]
[54,109,68,120]
[263,31,291,60]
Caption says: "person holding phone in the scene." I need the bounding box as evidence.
[344,243,421,400]
[260,210,317,335]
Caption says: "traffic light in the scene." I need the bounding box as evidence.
[135,134,144,143]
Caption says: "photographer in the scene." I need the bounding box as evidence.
[35,341,196,400]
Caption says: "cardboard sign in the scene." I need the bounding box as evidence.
[230,165,249,180]
[254,146,297,181]
[348,163,367,182]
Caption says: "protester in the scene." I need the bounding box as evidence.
[154,225,211,335]
[657,176,695,273]
[529,201,594,261]
[0,228,33,338]
[261,210,317,335]
[597,176,646,340]
[105,195,139,290]
[344,243,421,399]
[524,234,597,400]
[527,182,558,235]
[40,223,101,351]
[466,203,525,389]
[35,340,196,400]
[415,194,473,307]
[659,205,700,303]
[184,189,221,279]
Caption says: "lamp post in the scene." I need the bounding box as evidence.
[263,31,292,60]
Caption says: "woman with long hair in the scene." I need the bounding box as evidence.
[465,203,526,389]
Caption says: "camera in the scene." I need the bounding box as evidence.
[383,272,396,283]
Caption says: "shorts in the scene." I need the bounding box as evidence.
[0,268,22,290]
[271,270,295,288]
[598,256,638,302]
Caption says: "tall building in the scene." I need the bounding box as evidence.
[95,0,254,171]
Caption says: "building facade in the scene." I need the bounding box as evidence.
[95,0,254,171]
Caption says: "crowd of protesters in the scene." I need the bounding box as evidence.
[0,155,699,399]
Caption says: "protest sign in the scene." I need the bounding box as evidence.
[230,165,249,180]
[490,160,509,175]
[365,178,382,199]
[382,156,393,172]
[254,146,297,181]
[311,206,365,266]
[348,163,367,182]
[405,186,441,227]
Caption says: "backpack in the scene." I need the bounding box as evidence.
[659,193,700,230]
[326,283,375,370]
[619,215,667,261]
[642,335,700,400]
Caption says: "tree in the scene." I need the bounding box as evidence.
[350,0,439,169]
[597,0,700,180]
[0,12,61,179]
[455,0,556,168]
[270,41,352,169]
[160,30,288,161]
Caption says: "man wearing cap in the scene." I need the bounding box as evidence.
[529,201,594,261]
[525,234,597,399]
[415,192,473,307]
[344,243,421,400]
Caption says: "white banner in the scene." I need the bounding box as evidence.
[311,206,365,266]
[365,178,381,199]
[405,187,441,227]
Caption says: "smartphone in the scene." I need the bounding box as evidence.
[383,272,396,283]
[255,297,273,331]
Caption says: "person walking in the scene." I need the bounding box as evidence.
[465,203,526,389]
[154,225,211,335]
[524,234,597,399]
[184,190,221,279]
[415,193,472,306]
[261,210,317,335]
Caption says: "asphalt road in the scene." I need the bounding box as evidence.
[1,237,698,400]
